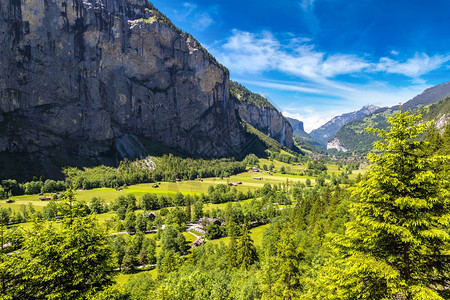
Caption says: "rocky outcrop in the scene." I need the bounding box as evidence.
[286,117,326,150]
[327,138,348,152]
[230,81,294,149]
[0,0,248,159]
[286,117,304,132]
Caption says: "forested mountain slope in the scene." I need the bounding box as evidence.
[334,97,450,154]
[309,105,380,144]
[231,81,294,149]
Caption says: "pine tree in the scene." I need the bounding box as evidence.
[321,110,450,299]
[237,225,258,270]
[185,196,191,222]
[226,233,239,270]
[121,249,136,274]
[272,227,302,299]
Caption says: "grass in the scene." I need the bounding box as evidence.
[114,268,158,285]
[207,224,270,247]
[1,161,368,232]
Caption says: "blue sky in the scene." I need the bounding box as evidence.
[151,0,450,132]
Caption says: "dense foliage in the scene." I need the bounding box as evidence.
[64,155,246,189]
[230,81,275,109]
[0,217,114,299]
[1,110,448,299]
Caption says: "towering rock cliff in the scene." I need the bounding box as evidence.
[0,0,248,162]
[230,81,294,149]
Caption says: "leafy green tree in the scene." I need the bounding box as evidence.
[124,272,155,300]
[161,225,185,254]
[89,197,106,214]
[139,193,158,210]
[173,192,184,206]
[226,233,239,270]
[157,250,179,276]
[205,223,223,240]
[261,227,302,299]
[142,237,157,264]
[135,213,146,233]
[110,235,126,268]
[320,111,450,299]
[185,195,192,221]
[124,209,136,234]
[193,199,204,220]
[116,207,126,220]
[164,207,187,227]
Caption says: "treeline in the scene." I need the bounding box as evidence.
[0,179,66,199]
[64,155,247,190]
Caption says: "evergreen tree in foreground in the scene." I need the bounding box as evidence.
[316,110,449,299]
[237,225,258,270]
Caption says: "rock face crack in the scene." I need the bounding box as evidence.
[0,0,247,158]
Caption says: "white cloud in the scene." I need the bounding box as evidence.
[372,53,450,77]
[283,110,338,132]
[211,30,450,131]
[192,12,213,31]
[236,79,322,94]
[214,30,449,81]
[216,30,370,80]
[220,30,278,73]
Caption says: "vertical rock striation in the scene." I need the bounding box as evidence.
[230,81,294,149]
[0,0,247,158]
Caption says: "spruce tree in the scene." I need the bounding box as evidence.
[237,225,258,270]
[321,110,449,299]
[226,233,239,270]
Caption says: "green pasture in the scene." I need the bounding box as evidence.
[207,223,270,247]
[115,268,158,285]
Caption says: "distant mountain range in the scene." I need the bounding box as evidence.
[309,105,380,144]
[285,117,325,152]
[288,81,450,155]
[333,82,450,154]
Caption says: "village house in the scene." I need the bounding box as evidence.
[191,238,205,248]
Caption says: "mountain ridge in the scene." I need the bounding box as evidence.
[334,96,450,154]
[309,105,380,144]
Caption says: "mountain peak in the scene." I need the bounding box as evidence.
[309,105,381,143]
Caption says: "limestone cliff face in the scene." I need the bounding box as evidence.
[235,103,293,149]
[327,138,348,152]
[0,0,246,158]
[229,81,294,149]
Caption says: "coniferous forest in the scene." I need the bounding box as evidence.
[0,110,448,300]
